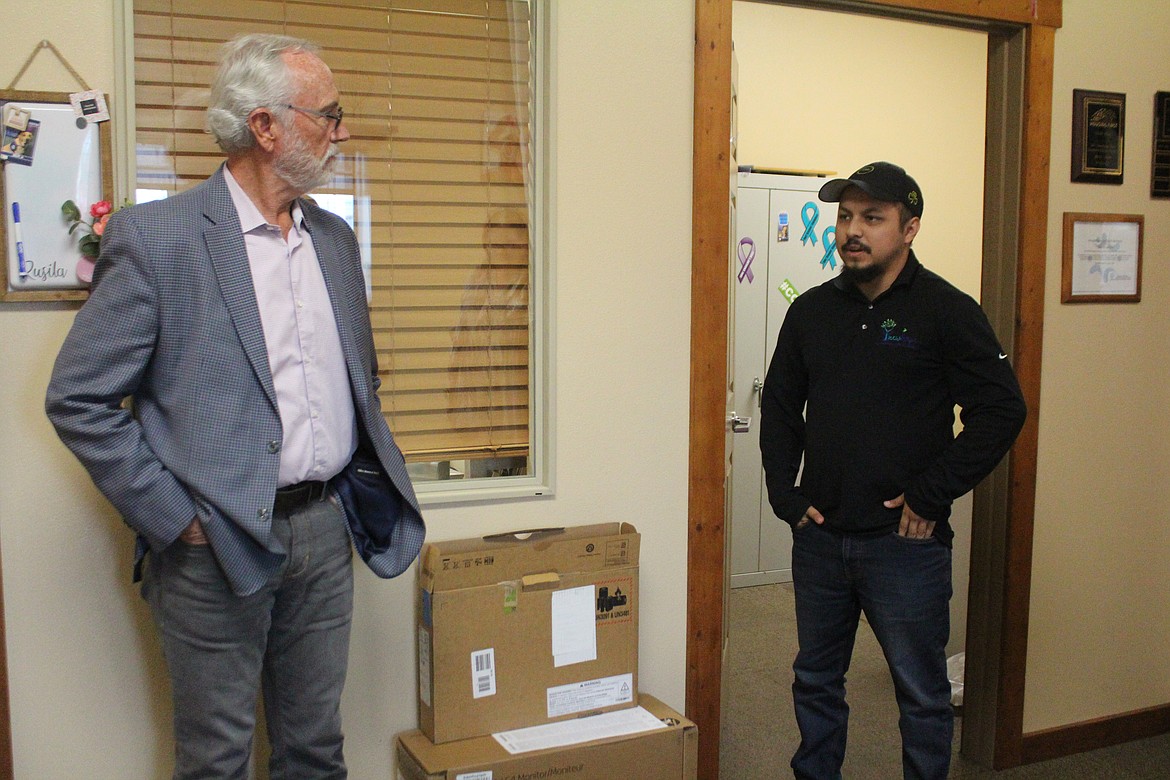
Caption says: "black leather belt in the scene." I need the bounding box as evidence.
[273,480,330,515]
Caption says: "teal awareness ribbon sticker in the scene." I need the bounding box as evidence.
[801,202,819,246]
[820,226,837,269]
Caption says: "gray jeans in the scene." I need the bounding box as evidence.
[143,495,354,780]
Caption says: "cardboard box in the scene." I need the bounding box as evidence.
[396,694,697,780]
[418,523,639,743]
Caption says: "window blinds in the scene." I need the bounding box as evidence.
[133,0,533,465]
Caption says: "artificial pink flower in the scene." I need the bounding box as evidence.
[90,200,113,218]
[93,213,111,236]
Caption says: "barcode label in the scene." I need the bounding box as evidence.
[471,648,497,699]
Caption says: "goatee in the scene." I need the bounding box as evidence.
[840,261,883,285]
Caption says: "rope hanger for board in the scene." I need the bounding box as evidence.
[6,40,91,92]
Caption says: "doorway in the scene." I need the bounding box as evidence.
[688,1,1055,777]
[727,0,989,651]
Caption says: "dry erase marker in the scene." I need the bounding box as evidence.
[12,202,27,277]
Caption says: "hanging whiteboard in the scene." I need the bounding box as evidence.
[1,90,111,302]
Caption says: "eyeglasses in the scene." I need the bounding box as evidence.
[285,104,344,131]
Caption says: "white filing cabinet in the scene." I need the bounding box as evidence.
[730,172,838,588]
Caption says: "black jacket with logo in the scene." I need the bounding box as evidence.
[759,251,1026,545]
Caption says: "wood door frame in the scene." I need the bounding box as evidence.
[687,1,1059,777]
[0,553,11,779]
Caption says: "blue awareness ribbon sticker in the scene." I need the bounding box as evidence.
[820,226,837,269]
[801,202,819,246]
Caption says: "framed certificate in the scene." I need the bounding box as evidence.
[1061,212,1142,303]
[1071,89,1125,184]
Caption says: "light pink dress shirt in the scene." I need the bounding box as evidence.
[224,168,356,486]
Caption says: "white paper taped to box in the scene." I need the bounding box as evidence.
[551,585,598,667]
[493,704,667,755]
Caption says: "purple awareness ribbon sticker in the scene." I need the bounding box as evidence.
[737,237,756,283]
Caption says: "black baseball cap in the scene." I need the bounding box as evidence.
[818,161,924,218]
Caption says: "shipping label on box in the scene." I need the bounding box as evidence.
[546,672,634,719]
[417,523,640,743]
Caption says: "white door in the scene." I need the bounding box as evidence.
[730,172,837,588]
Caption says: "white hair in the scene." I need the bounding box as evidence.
[205,33,320,154]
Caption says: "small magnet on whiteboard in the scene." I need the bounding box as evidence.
[1,118,40,166]
[76,117,88,129]
[777,212,790,242]
[69,90,110,123]
[3,105,31,132]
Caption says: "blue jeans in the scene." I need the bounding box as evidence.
[790,522,953,780]
[143,495,354,780]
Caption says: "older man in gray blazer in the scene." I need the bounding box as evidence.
[46,34,423,779]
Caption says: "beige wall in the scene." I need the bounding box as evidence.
[731,1,987,656]
[0,2,694,777]
[1026,0,1170,732]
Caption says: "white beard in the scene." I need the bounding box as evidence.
[275,130,338,195]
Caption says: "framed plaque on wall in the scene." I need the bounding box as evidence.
[1152,91,1170,198]
[1071,89,1125,185]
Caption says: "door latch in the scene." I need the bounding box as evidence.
[728,413,752,433]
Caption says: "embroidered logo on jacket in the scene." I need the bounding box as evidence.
[879,318,920,349]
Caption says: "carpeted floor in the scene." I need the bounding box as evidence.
[721,582,1170,778]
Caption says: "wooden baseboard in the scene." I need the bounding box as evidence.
[1021,703,1170,764]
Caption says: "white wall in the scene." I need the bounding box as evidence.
[0,2,695,777]
[731,1,987,655]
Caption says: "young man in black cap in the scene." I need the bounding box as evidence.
[759,162,1026,779]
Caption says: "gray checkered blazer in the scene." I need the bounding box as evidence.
[46,166,424,595]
